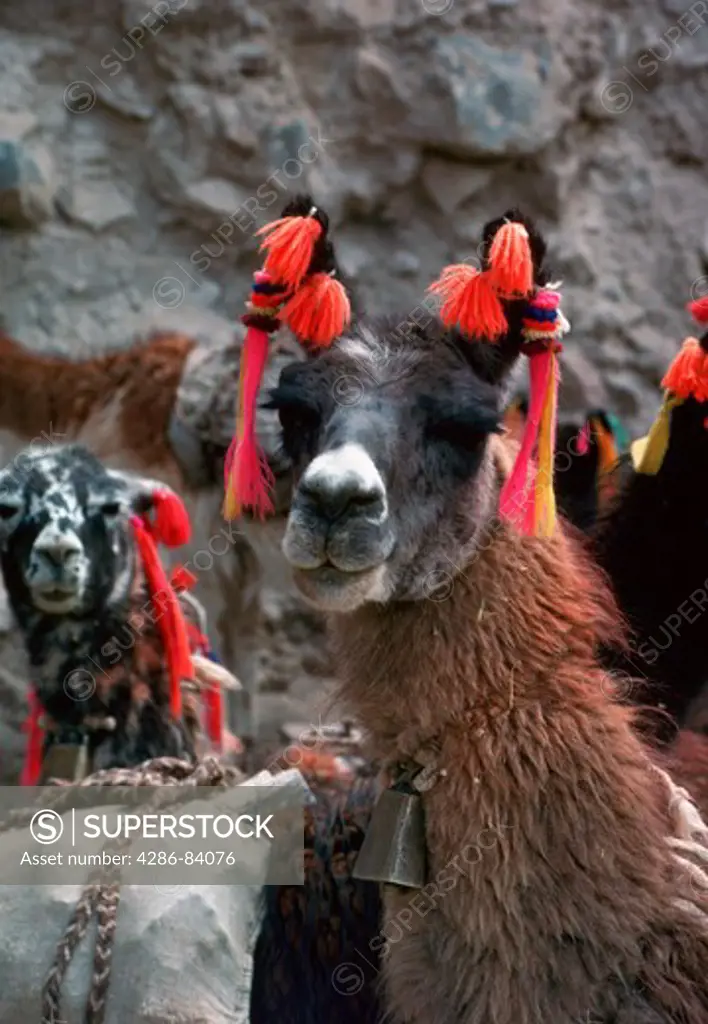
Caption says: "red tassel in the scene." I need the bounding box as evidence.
[488,221,534,299]
[279,272,351,346]
[256,213,322,290]
[204,683,223,748]
[131,515,193,720]
[688,297,708,324]
[428,265,507,340]
[662,337,708,403]
[20,689,44,786]
[171,564,197,593]
[223,324,275,519]
[152,490,191,547]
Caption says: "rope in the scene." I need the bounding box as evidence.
[0,756,243,1023]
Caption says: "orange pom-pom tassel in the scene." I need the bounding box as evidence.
[488,221,534,299]
[662,337,708,403]
[279,272,351,346]
[428,265,507,340]
[688,297,708,324]
[256,214,322,290]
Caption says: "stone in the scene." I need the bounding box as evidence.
[0,141,55,228]
[337,238,371,279]
[421,158,492,215]
[406,34,566,156]
[556,346,608,413]
[56,182,136,232]
[96,75,155,121]
[213,95,260,153]
[354,47,408,107]
[0,111,37,140]
[183,178,250,224]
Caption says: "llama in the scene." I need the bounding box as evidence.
[239,200,708,1023]
[0,328,298,744]
[593,300,708,745]
[0,441,228,778]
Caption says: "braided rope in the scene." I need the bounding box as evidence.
[0,756,244,1024]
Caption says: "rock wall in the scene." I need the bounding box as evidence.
[1,0,708,776]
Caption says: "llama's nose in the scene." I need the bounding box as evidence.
[297,443,387,524]
[33,531,83,567]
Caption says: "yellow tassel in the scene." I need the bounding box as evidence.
[222,346,248,519]
[631,392,684,475]
[533,351,558,537]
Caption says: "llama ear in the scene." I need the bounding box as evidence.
[0,475,24,548]
[428,209,570,537]
[224,194,352,522]
[107,471,191,547]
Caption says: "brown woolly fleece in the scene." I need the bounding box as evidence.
[329,520,708,1024]
[0,331,195,471]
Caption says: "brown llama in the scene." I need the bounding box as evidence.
[0,328,297,744]
[233,195,708,1023]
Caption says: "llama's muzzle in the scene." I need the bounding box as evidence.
[26,526,88,612]
[282,443,395,610]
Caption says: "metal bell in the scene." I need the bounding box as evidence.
[39,737,91,784]
[352,780,427,889]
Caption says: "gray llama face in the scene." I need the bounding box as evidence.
[269,316,505,612]
[0,444,168,618]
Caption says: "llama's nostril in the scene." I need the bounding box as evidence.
[298,444,388,524]
[298,480,385,523]
[33,535,83,569]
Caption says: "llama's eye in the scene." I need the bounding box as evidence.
[280,405,321,431]
[0,502,21,520]
[100,502,121,518]
[427,419,489,453]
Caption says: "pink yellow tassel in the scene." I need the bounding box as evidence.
[223,270,285,521]
[498,289,568,537]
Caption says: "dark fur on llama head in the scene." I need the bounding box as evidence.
[262,205,561,612]
[0,442,194,771]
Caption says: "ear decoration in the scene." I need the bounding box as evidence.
[631,298,708,475]
[498,288,569,536]
[223,195,351,521]
[488,221,535,298]
[587,412,621,509]
[428,219,534,339]
[428,212,568,537]
[131,512,193,721]
[20,689,44,786]
[151,489,191,547]
[170,564,224,750]
[576,421,591,455]
[493,287,567,536]
[256,206,324,290]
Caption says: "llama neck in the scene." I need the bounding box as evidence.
[330,523,625,759]
[329,524,685,1008]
